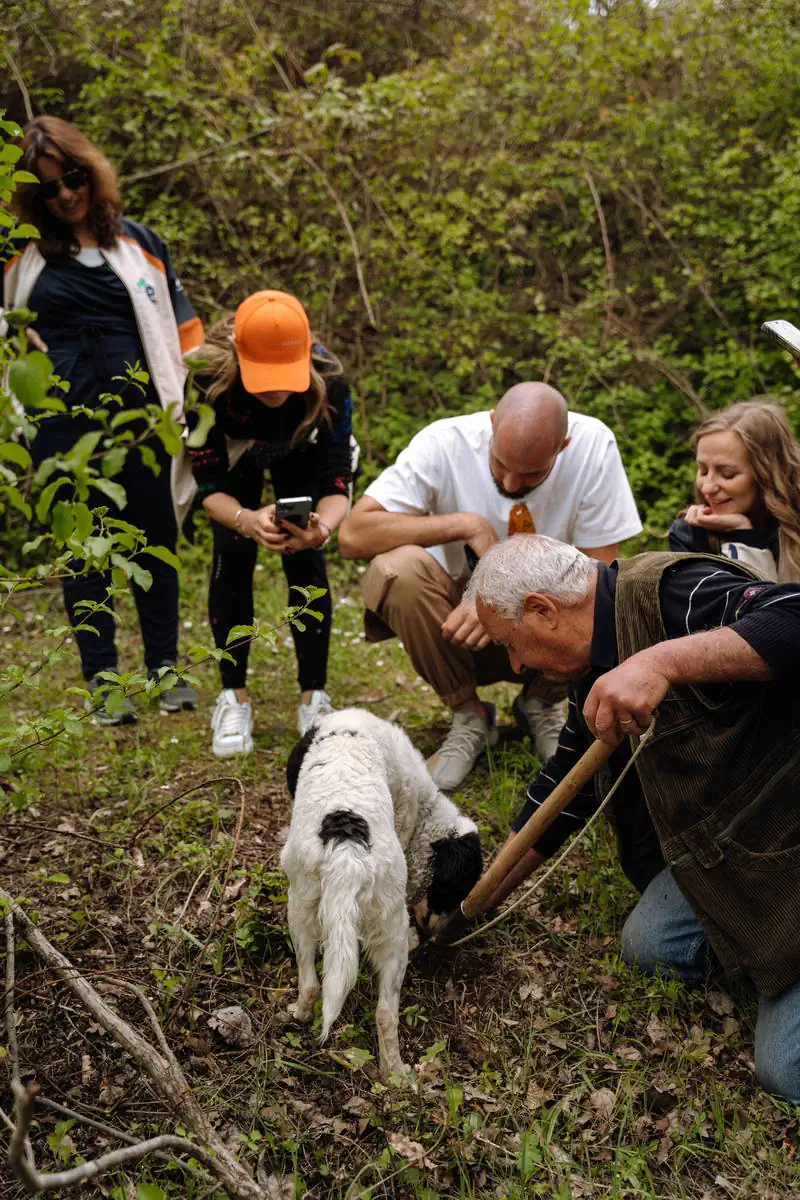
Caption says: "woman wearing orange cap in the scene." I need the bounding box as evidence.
[187,291,354,754]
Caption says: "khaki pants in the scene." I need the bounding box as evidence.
[361,545,564,709]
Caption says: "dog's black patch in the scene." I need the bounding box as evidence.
[285,727,319,797]
[427,832,482,915]
[319,809,371,849]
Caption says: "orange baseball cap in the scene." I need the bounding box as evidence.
[232,290,312,395]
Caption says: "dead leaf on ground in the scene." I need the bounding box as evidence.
[646,1011,671,1048]
[525,1080,554,1110]
[208,1004,254,1047]
[388,1131,433,1167]
[255,1156,294,1199]
[589,1087,616,1119]
[708,989,735,1016]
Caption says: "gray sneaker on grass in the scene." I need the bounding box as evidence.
[85,675,138,726]
[427,702,499,791]
[512,692,565,763]
[149,664,198,713]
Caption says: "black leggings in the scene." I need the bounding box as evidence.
[208,456,333,692]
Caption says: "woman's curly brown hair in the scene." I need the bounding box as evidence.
[13,116,122,256]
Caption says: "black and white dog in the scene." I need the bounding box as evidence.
[281,709,482,1077]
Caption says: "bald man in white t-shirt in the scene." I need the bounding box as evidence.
[339,383,642,789]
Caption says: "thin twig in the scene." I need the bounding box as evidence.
[165,778,247,1031]
[2,48,34,122]
[35,1096,210,1182]
[5,821,124,850]
[130,776,243,842]
[8,1080,220,1193]
[5,911,20,1084]
[295,150,378,329]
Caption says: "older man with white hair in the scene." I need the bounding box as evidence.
[466,533,800,1102]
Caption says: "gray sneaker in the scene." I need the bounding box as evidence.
[427,703,499,791]
[85,675,138,726]
[149,664,198,713]
[512,692,565,763]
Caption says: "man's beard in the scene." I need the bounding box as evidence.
[491,474,530,500]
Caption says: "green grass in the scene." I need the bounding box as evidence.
[2,535,800,1200]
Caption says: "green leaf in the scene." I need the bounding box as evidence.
[11,170,39,184]
[0,442,31,469]
[8,352,53,408]
[142,544,181,570]
[51,501,75,541]
[127,560,153,591]
[11,223,40,239]
[138,1184,167,1200]
[35,477,71,523]
[62,431,102,472]
[92,477,127,510]
[72,502,93,542]
[186,402,216,448]
[102,447,128,477]
[84,535,114,560]
[44,873,70,885]
[110,553,133,578]
[226,624,255,644]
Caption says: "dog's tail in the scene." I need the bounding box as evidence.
[317,811,374,1042]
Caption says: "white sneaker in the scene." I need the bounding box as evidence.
[297,689,334,735]
[211,689,253,757]
[427,703,499,791]
[512,692,565,763]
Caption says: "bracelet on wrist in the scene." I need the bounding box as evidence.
[317,521,331,548]
[234,507,249,536]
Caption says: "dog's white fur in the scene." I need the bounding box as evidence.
[280,708,478,1077]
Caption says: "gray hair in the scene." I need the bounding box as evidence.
[464,534,598,620]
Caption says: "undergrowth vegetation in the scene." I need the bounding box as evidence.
[2,549,799,1199]
[2,1,800,1196]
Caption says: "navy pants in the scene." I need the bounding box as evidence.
[33,422,179,680]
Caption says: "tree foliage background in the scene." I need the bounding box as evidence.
[4,0,800,538]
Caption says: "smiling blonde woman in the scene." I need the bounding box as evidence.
[668,400,800,582]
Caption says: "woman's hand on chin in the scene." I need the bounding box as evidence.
[685,503,753,532]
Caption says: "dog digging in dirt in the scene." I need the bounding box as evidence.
[281,708,482,1079]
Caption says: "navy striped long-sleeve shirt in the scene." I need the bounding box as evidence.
[512,558,800,855]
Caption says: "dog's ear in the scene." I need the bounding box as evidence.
[286,727,318,797]
[427,832,483,915]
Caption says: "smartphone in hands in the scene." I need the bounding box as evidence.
[275,495,313,530]
[761,319,800,358]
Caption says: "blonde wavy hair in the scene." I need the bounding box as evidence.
[196,313,343,445]
[692,400,800,582]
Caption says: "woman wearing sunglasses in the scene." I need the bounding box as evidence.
[3,116,203,723]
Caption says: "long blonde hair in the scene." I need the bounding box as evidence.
[692,400,800,582]
[196,313,343,445]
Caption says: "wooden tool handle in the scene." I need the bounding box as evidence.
[461,737,615,919]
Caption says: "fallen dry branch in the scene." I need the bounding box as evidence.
[0,886,266,1199]
[9,1079,219,1194]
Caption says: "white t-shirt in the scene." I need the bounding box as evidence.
[365,410,642,580]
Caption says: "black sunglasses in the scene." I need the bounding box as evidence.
[38,166,89,201]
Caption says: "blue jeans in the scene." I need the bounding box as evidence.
[621,868,800,1103]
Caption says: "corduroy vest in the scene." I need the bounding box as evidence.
[576,552,800,998]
